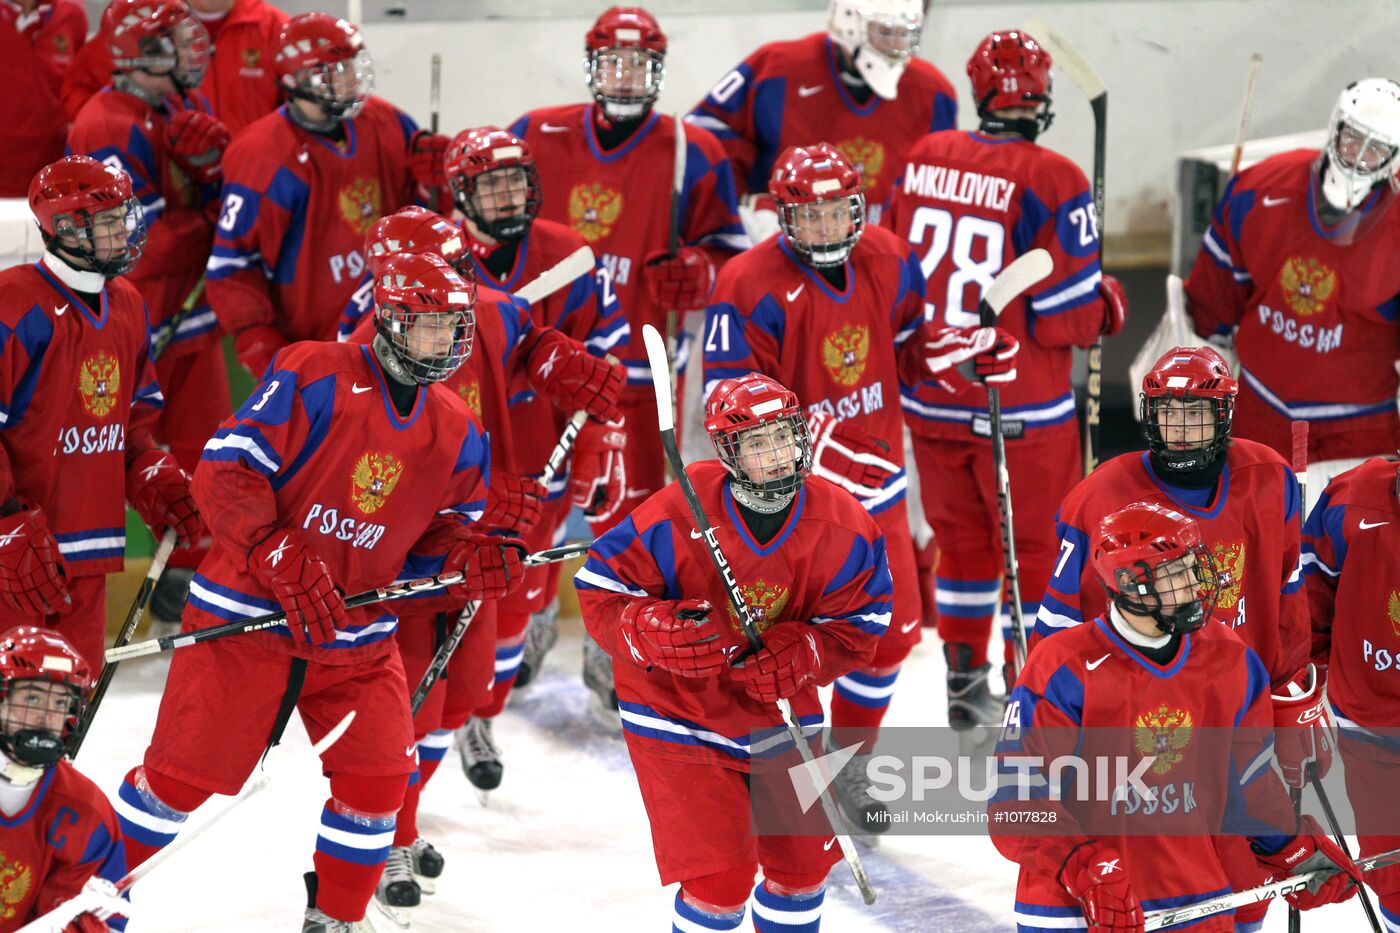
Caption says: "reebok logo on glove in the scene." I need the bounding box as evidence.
[1096,859,1122,876]
[536,347,561,380]
[267,535,293,567]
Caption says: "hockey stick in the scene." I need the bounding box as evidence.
[979,249,1055,676]
[514,245,596,307]
[1143,843,1400,931]
[661,113,687,483]
[104,543,591,664]
[1229,53,1265,178]
[641,323,877,906]
[1288,419,1308,933]
[1023,18,1107,477]
[68,528,179,758]
[150,275,207,361]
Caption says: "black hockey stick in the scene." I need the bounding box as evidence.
[103,543,591,664]
[641,323,877,905]
[659,112,687,483]
[68,528,178,757]
[1024,19,1107,477]
[978,249,1054,676]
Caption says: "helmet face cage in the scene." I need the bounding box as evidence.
[711,413,812,502]
[106,2,211,90]
[777,194,865,267]
[376,301,474,385]
[586,47,666,120]
[1139,391,1235,474]
[0,626,90,768]
[1107,544,1219,636]
[1321,80,1400,213]
[290,50,374,122]
[46,197,149,278]
[862,10,921,63]
[451,164,542,241]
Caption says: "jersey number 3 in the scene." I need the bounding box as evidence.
[907,206,1005,328]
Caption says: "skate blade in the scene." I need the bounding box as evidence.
[371,898,413,932]
[472,785,492,807]
[412,874,436,896]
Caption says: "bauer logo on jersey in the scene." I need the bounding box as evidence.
[1133,704,1194,775]
[726,579,791,638]
[0,851,32,920]
[1278,256,1337,317]
[456,381,482,419]
[1388,591,1400,639]
[350,451,405,515]
[568,183,623,242]
[339,178,384,236]
[834,138,885,191]
[821,324,871,387]
[77,352,120,418]
[1211,540,1245,611]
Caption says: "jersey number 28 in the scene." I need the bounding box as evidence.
[907,206,1005,328]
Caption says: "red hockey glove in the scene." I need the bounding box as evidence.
[409,130,450,188]
[126,448,204,547]
[729,623,823,703]
[0,501,69,616]
[527,328,625,424]
[480,473,546,536]
[234,325,289,378]
[1098,274,1127,337]
[1253,816,1361,910]
[164,108,230,186]
[806,410,899,499]
[1272,664,1336,789]
[899,325,1018,392]
[248,529,348,646]
[1057,842,1143,931]
[570,419,627,523]
[617,597,727,676]
[443,534,527,601]
[643,247,716,311]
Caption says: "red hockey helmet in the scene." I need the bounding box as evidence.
[275,13,373,126]
[101,0,210,90]
[966,30,1054,138]
[1139,346,1238,476]
[704,373,812,503]
[373,252,476,385]
[1091,502,1219,635]
[365,206,468,276]
[768,142,865,267]
[584,7,667,121]
[29,155,147,278]
[445,127,542,242]
[0,626,92,768]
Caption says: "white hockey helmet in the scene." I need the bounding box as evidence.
[1320,78,1400,212]
[827,0,923,101]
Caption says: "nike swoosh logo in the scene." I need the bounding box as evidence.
[526,586,545,600]
[405,744,417,757]
[823,836,837,851]
[54,304,68,316]
[352,383,372,394]
[786,283,805,301]
[541,123,569,133]
[1086,653,1111,671]
[798,85,824,98]
[1262,195,1290,207]
[900,619,919,634]
[1359,518,1390,529]
[689,528,704,539]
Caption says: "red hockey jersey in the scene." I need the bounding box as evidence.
[575,461,891,770]
[689,32,958,221]
[0,258,163,576]
[0,760,128,933]
[190,340,489,664]
[207,100,423,346]
[1185,149,1400,462]
[1302,456,1400,729]
[884,131,1108,443]
[507,105,747,387]
[1036,439,1308,687]
[0,0,86,197]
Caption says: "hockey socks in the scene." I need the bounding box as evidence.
[393,731,450,847]
[113,766,199,868]
[831,667,900,731]
[313,799,397,921]
[751,881,825,932]
[475,637,526,719]
[672,890,745,931]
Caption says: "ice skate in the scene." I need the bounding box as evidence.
[408,836,443,895]
[456,716,502,805]
[513,599,560,692]
[371,846,420,930]
[581,632,621,731]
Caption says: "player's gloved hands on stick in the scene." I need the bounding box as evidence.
[164,107,230,186]
[234,325,289,379]
[643,247,716,311]
[1271,663,1336,789]
[617,597,726,676]
[806,410,899,499]
[899,325,1019,393]
[1253,815,1361,910]
[1098,274,1128,337]
[1056,841,1143,931]
[444,533,527,601]
[480,473,546,536]
[527,328,625,424]
[571,419,627,523]
[729,623,823,703]
[0,499,70,615]
[248,528,348,645]
[126,448,204,547]
[409,130,451,188]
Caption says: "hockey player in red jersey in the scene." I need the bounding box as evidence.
[0,156,202,668]
[702,141,1017,830]
[114,252,527,932]
[0,627,134,933]
[689,0,957,230]
[1303,456,1400,930]
[577,372,892,933]
[1185,78,1400,492]
[993,501,1359,933]
[207,12,451,379]
[509,6,749,531]
[0,0,87,196]
[883,30,1127,727]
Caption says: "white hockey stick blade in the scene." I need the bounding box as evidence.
[641,324,675,431]
[514,245,595,306]
[672,112,687,196]
[983,248,1053,318]
[311,710,357,757]
[1166,274,1190,345]
[1023,18,1106,99]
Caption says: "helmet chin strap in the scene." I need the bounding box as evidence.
[0,735,60,780]
[1147,447,1227,489]
[371,333,417,387]
[727,475,795,513]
